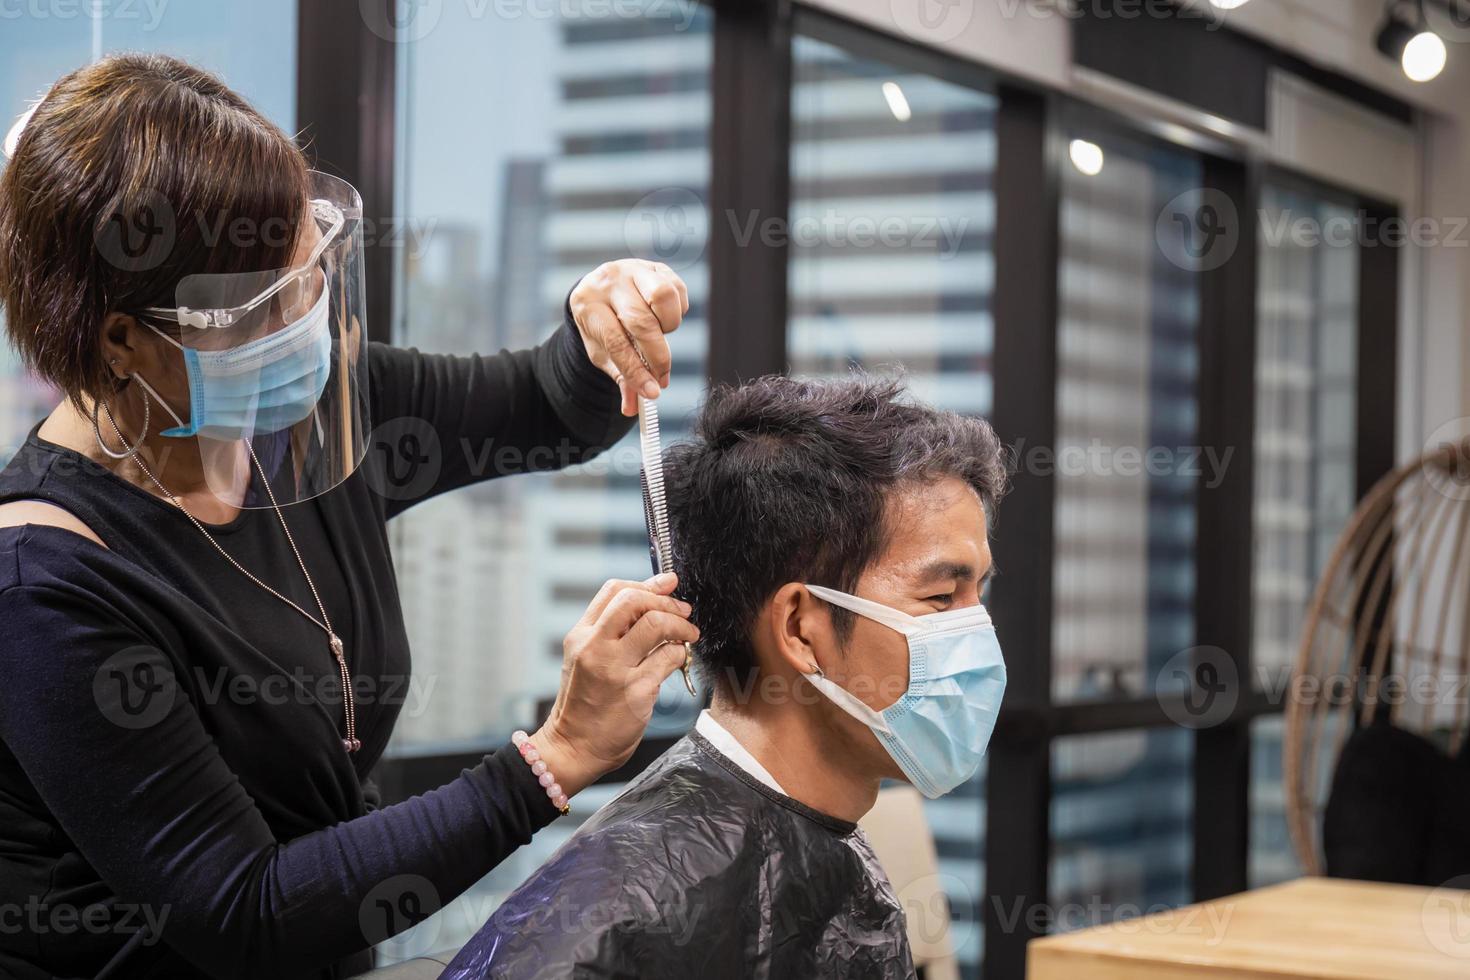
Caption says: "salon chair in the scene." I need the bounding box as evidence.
[859,785,962,980]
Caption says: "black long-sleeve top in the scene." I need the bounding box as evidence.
[0,317,633,980]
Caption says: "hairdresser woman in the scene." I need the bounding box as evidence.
[0,54,698,980]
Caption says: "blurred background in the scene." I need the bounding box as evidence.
[2,1,1468,977]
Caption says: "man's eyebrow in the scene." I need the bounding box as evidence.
[915,560,978,583]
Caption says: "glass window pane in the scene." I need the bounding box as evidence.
[1050,728,1193,931]
[392,1,712,750]
[1250,713,1301,887]
[1252,185,1359,688]
[98,1,297,129]
[788,35,995,415]
[1053,127,1202,703]
[1250,184,1358,889]
[788,35,996,980]
[386,1,712,961]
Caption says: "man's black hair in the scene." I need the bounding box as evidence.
[665,374,1008,686]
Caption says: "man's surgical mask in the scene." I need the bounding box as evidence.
[803,583,1006,799]
[137,285,333,441]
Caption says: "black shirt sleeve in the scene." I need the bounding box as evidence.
[0,569,561,979]
[367,305,633,520]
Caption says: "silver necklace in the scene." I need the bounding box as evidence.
[101,401,361,753]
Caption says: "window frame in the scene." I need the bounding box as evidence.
[294,3,1402,976]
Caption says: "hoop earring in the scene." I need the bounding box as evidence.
[92,390,150,460]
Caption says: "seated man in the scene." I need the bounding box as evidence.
[443,375,1008,980]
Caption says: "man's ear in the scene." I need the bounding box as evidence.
[762,582,834,676]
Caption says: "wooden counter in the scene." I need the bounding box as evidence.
[1027,877,1470,979]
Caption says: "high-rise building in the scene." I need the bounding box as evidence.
[1249,186,1358,888]
[1048,130,1200,935]
[383,5,713,961]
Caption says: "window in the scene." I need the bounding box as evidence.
[387,0,713,960]
[788,32,997,976]
[789,36,995,414]
[1051,728,1193,927]
[1053,125,1201,704]
[1046,122,1202,942]
[1249,182,1359,887]
[0,2,296,460]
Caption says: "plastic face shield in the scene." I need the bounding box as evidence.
[141,171,370,508]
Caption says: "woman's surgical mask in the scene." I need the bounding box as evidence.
[803,583,1006,799]
[136,285,333,441]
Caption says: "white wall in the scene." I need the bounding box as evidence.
[804,0,1470,465]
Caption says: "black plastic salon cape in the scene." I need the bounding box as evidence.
[442,730,917,979]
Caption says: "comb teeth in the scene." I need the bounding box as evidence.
[639,395,674,574]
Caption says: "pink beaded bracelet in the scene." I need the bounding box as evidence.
[512,730,571,815]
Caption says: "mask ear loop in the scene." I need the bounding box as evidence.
[805,666,895,735]
[801,584,917,735]
[130,318,194,433]
[804,584,926,636]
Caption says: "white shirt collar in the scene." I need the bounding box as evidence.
[695,709,786,795]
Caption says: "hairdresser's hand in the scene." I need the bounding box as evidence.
[533,573,699,798]
[569,259,689,417]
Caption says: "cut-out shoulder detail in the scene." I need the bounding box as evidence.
[0,500,107,549]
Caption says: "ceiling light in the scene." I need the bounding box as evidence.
[1069,139,1105,177]
[1377,1,1447,82]
[1402,29,1448,81]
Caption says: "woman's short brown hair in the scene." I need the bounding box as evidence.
[0,53,309,409]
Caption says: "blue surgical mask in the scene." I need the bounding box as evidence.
[140,285,333,440]
[802,583,1007,799]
